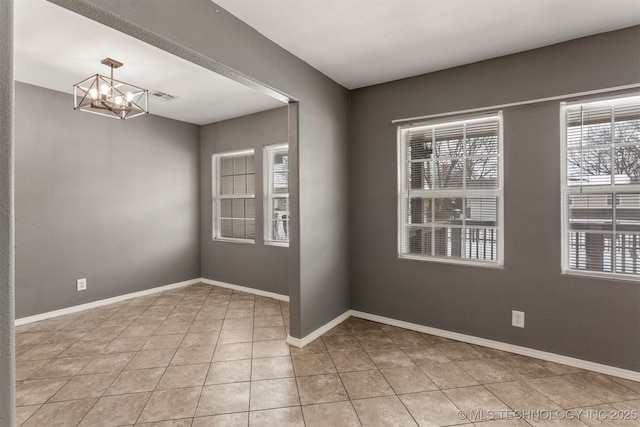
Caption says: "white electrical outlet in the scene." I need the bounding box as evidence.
[76,278,87,291]
[512,310,525,328]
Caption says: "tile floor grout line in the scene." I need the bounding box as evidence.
[248,291,257,417]
[183,288,210,422]
[14,283,640,426]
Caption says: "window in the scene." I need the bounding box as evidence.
[562,95,640,279]
[398,113,503,266]
[264,144,289,245]
[212,150,255,242]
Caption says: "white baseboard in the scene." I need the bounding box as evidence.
[14,277,639,381]
[15,278,201,326]
[16,278,289,327]
[200,278,289,302]
[286,310,351,348]
[350,310,640,382]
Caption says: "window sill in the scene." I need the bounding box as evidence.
[213,237,255,245]
[562,269,639,283]
[399,253,504,270]
[265,241,289,248]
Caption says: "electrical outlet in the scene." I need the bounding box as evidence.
[512,310,525,328]
[76,278,87,292]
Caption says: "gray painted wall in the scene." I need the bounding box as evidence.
[200,107,289,296]
[51,0,352,338]
[349,26,640,371]
[0,0,16,424]
[15,82,200,318]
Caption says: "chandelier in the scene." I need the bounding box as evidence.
[73,58,148,120]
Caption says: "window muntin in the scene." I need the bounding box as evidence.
[265,144,289,245]
[398,114,503,266]
[562,95,640,279]
[213,150,255,242]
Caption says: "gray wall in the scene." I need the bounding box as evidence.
[51,0,352,338]
[200,107,289,296]
[1,0,16,424]
[349,26,640,371]
[15,82,201,318]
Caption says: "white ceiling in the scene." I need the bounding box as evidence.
[14,0,640,126]
[214,0,640,89]
[14,0,286,125]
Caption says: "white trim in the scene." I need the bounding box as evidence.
[15,277,638,380]
[286,310,351,348]
[213,237,256,245]
[264,143,290,245]
[397,113,504,266]
[398,253,504,269]
[212,149,256,242]
[565,94,640,109]
[349,310,640,382]
[15,278,200,326]
[560,95,640,281]
[285,335,305,348]
[265,241,289,248]
[560,103,570,274]
[16,278,289,326]
[200,278,289,302]
[216,148,255,157]
[397,111,501,130]
[561,270,640,283]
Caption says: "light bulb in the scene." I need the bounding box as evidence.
[114,96,123,106]
[125,92,135,102]
[89,88,98,99]
[100,84,109,95]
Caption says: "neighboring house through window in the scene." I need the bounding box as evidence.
[398,113,503,266]
[212,149,255,242]
[265,144,289,245]
[562,95,640,279]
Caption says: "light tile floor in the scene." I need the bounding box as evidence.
[14,283,640,426]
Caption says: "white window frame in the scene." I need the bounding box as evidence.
[264,143,289,246]
[212,149,256,243]
[561,95,640,281]
[397,113,504,267]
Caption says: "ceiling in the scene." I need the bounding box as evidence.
[14,1,640,126]
[13,0,286,126]
[215,0,640,89]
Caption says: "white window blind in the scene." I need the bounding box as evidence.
[264,144,289,245]
[562,95,640,279]
[212,150,256,242]
[398,113,503,265]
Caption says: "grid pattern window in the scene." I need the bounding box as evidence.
[265,144,289,245]
[212,150,256,242]
[398,114,503,266]
[562,95,640,279]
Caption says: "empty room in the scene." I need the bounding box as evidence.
[1,0,640,425]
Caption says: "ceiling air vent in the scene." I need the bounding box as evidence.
[150,90,178,102]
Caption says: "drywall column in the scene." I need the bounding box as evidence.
[0,0,16,425]
[287,102,301,337]
[48,0,351,340]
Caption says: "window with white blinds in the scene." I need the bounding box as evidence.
[264,144,289,245]
[398,113,503,266]
[212,150,256,242]
[562,95,640,280]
